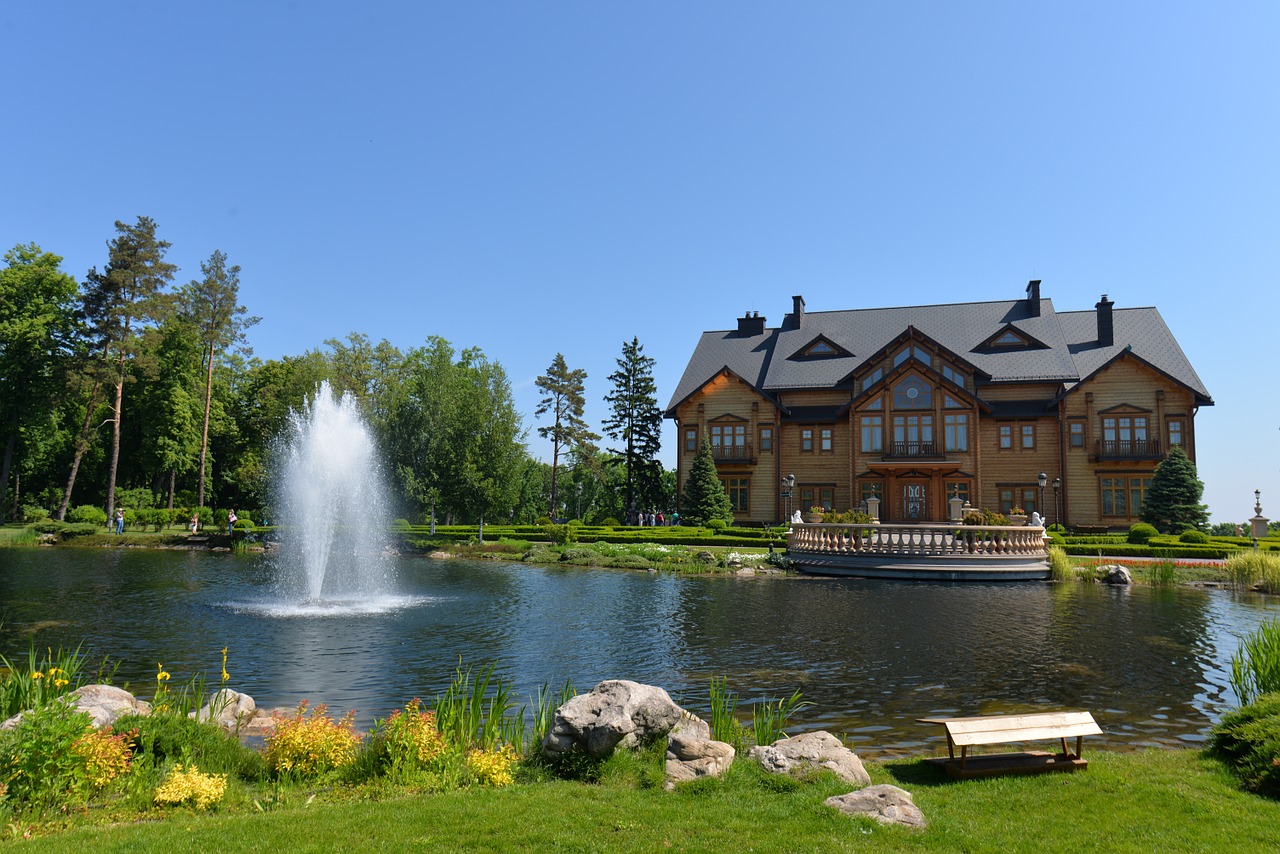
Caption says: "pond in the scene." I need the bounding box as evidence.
[2,548,1277,758]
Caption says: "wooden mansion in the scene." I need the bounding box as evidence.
[665,282,1212,529]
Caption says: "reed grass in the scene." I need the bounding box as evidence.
[434,660,524,752]
[1047,545,1074,581]
[1230,618,1280,706]
[707,676,743,750]
[751,689,812,746]
[1223,550,1280,591]
[1148,551,1179,586]
[0,642,89,719]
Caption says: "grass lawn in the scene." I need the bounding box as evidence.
[10,749,1280,853]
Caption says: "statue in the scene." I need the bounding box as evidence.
[791,510,803,523]
[1029,511,1044,528]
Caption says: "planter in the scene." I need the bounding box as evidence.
[804,512,825,523]
[1008,515,1028,526]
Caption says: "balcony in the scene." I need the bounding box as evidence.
[712,442,755,464]
[883,440,944,460]
[1095,439,1163,461]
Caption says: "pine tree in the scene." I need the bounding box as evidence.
[79,217,178,520]
[1140,446,1210,533]
[679,439,733,526]
[602,337,662,521]
[535,353,598,518]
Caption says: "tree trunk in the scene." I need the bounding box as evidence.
[167,470,175,510]
[197,341,215,508]
[0,418,16,524]
[57,381,102,521]
[105,358,125,521]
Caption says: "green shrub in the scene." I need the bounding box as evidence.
[1048,545,1074,581]
[0,701,132,809]
[67,504,108,526]
[962,508,1012,526]
[20,505,50,523]
[706,518,728,531]
[118,712,266,781]
[1209,692,1280,796]
[263,701,361,779]
[534,516,552,525]
[1128,523,1159,544]
[1179,529,1210,544]
[543,523,577,545]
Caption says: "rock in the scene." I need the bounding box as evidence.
[748,730,870,786]
[825,784,926,829]
[191,688,257,729]
[671,710,711,741]
[694,550,716,565]
[542,680,686,760]
[1100,564,1132,585]
[665,732,735,788]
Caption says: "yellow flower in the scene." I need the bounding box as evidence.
[156,664,171,682]
[32,671,44,680]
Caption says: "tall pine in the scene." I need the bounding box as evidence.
[602,337,662,520]
[79,217,177,520]
[680,439,733,526]
[1140,446,1209,533]
[535,353,598,518]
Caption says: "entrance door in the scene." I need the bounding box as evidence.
[902,482,928,521]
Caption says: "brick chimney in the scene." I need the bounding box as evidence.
[1025,279,1041,317]
[1096,294,1114,346]
[736,311,766,336]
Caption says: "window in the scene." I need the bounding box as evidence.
[805,340,836,356]
[684,428,698,452]
[860,416,883,453]
[800,427,814,453]
[1021,489,1038,516]
[819,427,833,452]
[1101,478,1128,516]
[893,345,931,368]
[860,481,883,505]
[893,415,933,452]
[1102,415,1148,449]
[1129,477,1152,516]
[943,394,964,409]
[993,330,1024,346]
[999,424,1013,449]
[865,396,882,410]
[722,477,750,512]
[801,487,833,511]
[946,482,970,506]
[1000,489,1015,514]
[1069,421,1085,449]
[944,414,968,452]
[800,488,815,508]
[859,367,883,393]
[941,364,966,388]
[759,426,773,452]
[1168,419,1183,447]
[893,376,932,409]
[709,424,746,450]
[1021,424,1035,449]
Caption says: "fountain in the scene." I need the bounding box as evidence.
[269,381,399,610]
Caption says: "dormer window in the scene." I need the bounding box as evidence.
[795,336,849,359]
[975,324,1047,352]
[993,331,1023,346]
[807,341,836,356]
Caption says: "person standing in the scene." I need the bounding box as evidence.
[190,513,199,535]
[115,510,125,534]
[228,509,238,535]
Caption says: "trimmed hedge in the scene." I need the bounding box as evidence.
[1059,543,1233,560]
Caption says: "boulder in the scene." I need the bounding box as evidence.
[748,730,870,786]
[1100,564,1132,585]
[825,784,926,829]
[1,684,150,731]
[191,688,257,729]
[664,732,735,788]
[671,709,711,741]
[542,680,686,760]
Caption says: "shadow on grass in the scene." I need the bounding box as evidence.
[881,758,959,789]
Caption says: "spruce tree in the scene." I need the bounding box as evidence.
[602,337,662,520]
[679,439,733,526]
[1140,446,1210,533]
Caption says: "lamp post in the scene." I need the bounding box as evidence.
[1052,476,1061,529]
[1037,472,1047,522]
[781,473,795,523]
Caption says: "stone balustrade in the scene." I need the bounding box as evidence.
[788,522,1049,560]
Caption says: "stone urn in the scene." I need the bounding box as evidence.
[804,509,826,523]
[1007,514,1027,526]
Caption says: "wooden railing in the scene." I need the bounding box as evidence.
[885,440,942,459]
[788,521,1049,558]
[1096,439,1162,460]
[712,442,754,463]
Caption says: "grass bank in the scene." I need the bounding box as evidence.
[11,748,1280,852]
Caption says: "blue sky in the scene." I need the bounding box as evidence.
[3,2,1276,523]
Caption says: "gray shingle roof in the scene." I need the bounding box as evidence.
[666,295,1212,416]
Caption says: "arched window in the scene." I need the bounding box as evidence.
[893,376,932,409]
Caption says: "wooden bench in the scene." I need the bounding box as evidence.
[917,711,1102,779]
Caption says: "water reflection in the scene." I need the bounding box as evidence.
[1,549,1277,757]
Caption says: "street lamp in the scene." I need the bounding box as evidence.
[781,473,795,522]
[1052,476,1061,528]
[1037,472,1047,522]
